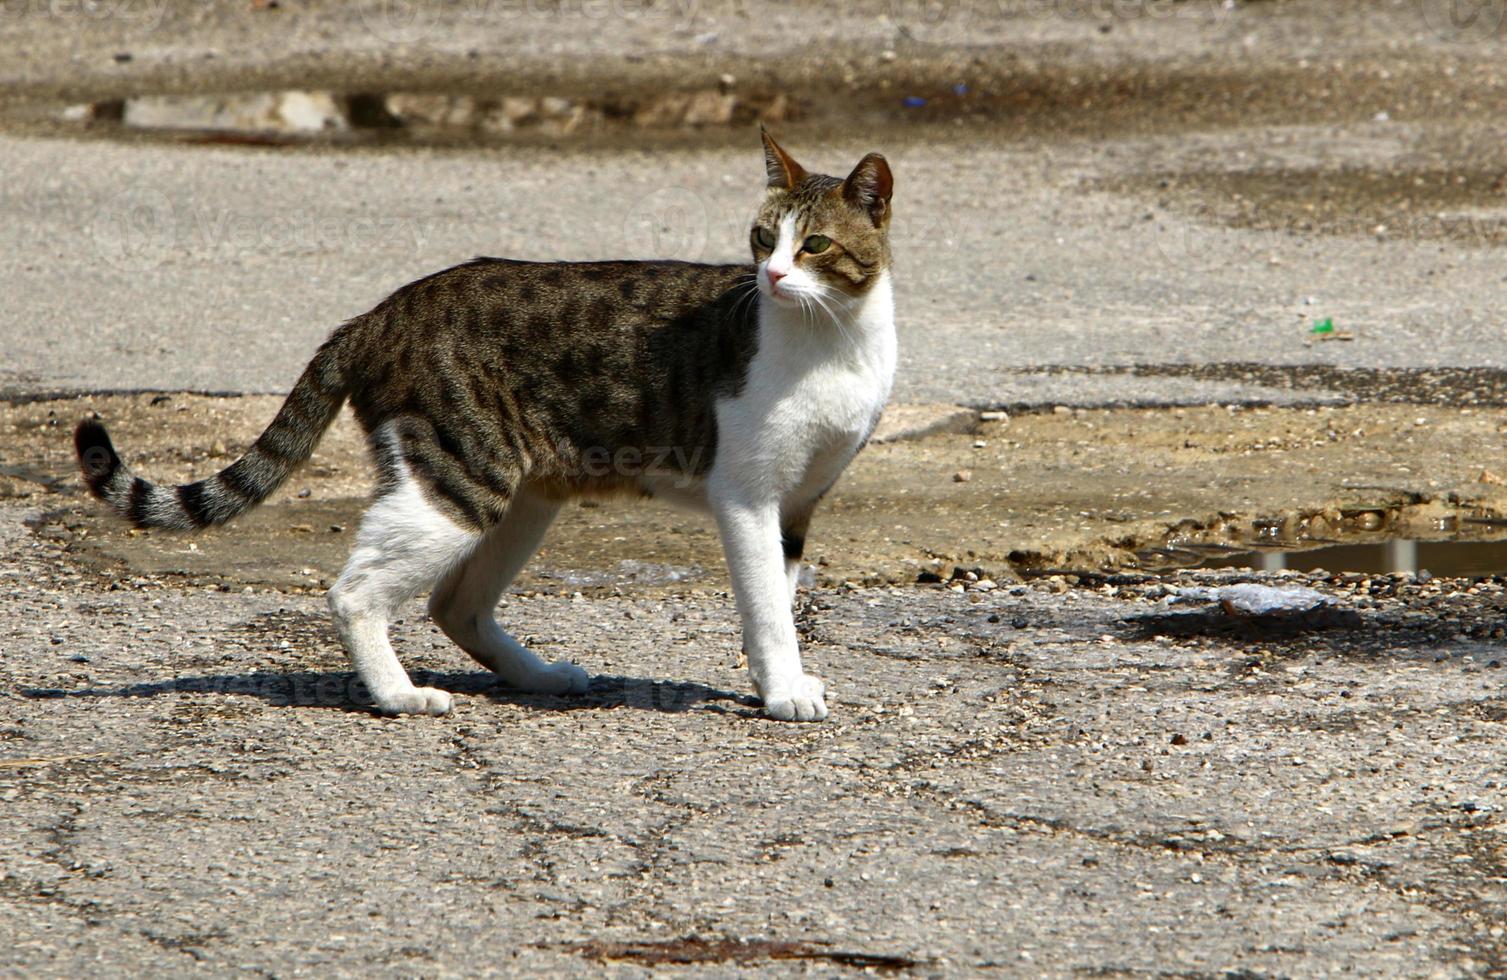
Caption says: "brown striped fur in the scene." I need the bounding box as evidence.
[345,258,759,526]
[76,260,760,530]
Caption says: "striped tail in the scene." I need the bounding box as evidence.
[75,336,351,530]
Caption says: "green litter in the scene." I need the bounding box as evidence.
[1310,317,1334,334]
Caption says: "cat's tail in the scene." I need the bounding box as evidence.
[74,331,354,530]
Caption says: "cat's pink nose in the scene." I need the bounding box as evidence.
[767,268,787,288]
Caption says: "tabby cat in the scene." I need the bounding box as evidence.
[75,129,895,722]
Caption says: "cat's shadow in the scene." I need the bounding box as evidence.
[22,668,759,717]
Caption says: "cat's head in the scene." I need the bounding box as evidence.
[751,128,892,308]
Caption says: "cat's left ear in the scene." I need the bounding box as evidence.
[843,153,893,227]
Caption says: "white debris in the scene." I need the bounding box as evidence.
[123,92,348,133]
[1173,583,1332,616]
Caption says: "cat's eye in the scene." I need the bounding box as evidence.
[752,226,776,249]
[802,235,832,254]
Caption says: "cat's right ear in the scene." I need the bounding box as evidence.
[761,125,807,190]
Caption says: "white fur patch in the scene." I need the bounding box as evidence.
[327,429,480,715]
[706,267,897,719]
[759,213,804,304]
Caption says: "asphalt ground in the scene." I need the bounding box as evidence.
[5,2,1507,976]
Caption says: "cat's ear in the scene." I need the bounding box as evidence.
[843,152,893,226]
[761,125,807,190]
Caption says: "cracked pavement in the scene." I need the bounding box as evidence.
[6,0,1507,975]
[4,500,1507,974]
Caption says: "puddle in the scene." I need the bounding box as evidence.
[1197,537,1507,578]
[1145,510,1507,578]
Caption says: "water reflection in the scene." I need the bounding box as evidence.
[1217,539,1507,577]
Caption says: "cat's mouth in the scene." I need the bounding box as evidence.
[763,281,799,305]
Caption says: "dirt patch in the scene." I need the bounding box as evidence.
[9,392,1507,595]
[1030,365,1507,409]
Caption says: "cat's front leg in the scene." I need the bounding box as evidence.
[713,495,827,721]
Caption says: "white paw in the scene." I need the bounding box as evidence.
[761,674,828,722]
[374,686,453,717]
[513,660,590,696]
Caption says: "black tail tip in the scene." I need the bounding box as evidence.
[74,417,121,495]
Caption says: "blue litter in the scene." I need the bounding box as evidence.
[902,96,927,108]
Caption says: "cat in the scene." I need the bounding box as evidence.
[74,128,895,722]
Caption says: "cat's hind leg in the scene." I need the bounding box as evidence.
[427,484,590,696]
[327,470,483,716]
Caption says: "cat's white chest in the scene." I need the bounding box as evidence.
[711,275,896,507]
